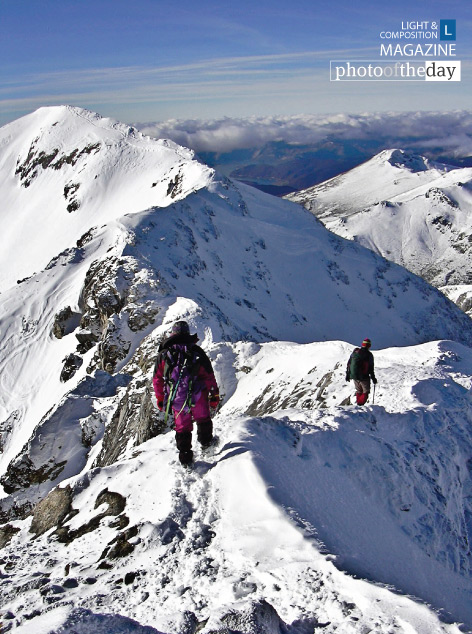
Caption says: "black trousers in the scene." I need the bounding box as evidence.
[175,418,213,464]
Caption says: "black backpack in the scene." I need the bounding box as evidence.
[161,344,203,421]
[349,347,369,380]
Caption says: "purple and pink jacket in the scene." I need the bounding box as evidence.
[152,332,218,432]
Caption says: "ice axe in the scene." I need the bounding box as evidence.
[372,382,376,404]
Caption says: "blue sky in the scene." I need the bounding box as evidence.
[1,0,471,126]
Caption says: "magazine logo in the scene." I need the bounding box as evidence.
[330,61,461,82]
[330,18,460,82]
[440,19,456,40]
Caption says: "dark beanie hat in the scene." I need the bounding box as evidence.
[171,320,190,336]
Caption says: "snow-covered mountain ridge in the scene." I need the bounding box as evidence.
[1,107,472,632]
[286,149,472,314]
[0,105,213,292]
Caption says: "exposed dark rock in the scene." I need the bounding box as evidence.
[64,182,81,212]
[53,307,71,339]
[455,291,472,315]
[52,306,82,339]
[66,200,80,213]
[53,488,126,545]
[1,454,67,495]
[0,372,129,506]
[75,253,161,372]
[77,257,130,371]
[94,383,164,468]
[60,353,83,382]
[29,485,73,537]
[76,228,96,249]
[167,171,183,198]
[128,302,160,332]
[40,583,66,597]
[0,498,34,524]
[0,524,20,549]
[108,514,130,530]
[64,182,80,199]
[100,525,139,560]
[95,489,126,516]
[94,327,131,373]
[0,411,19,453]
[75,328,99,353]
[124,571,138,585]
[15,141,100,188]
[63,577,79,589]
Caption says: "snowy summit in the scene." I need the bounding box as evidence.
[0,106,472,634]
[286,149,472,316]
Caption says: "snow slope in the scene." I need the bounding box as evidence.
[1,108,472,633]
[286,149,472,310]
[2,337,472,633]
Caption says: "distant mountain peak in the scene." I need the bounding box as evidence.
[287,146,472,306]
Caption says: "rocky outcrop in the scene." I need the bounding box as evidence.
[54,488,128,545]
[95,381,164,468]
[1,454,67,495]
[60,353,83,382]
[0,371,131,512]
[76,255,161,373]
[29,485,73,537]
[15,138,100,190]
[0,524,20,549]
[52,306,81,339]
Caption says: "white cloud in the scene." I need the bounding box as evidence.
[136,110,472,155]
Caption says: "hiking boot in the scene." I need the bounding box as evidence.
[197,418,213,447]
[179,449,194,466]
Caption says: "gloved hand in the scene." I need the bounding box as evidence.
[157,399,164,411]
[345,373,350,382]
[372,377,378,384]
[209,393,220,409]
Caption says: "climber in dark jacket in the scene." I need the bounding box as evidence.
[346,338,377,405]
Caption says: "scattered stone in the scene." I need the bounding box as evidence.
[63,577,79,589]
[54,489,126,545]
[101,526,139,560]
[124,571,137,585]
[40,583,65,597]
[108,514,130,530]
[95,489,126,516]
